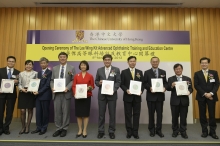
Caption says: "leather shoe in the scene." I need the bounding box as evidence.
[31,129,41,134]
[126,134,132,139]
[209,133,219,139]
[82,135,87,138]
[133,135,139,139]
[4,130,10,135]
[181,132,188,139]
[201,132,208,138]
[52,130,62,137]
[109,133,115,139]
[156,131,164,137]
[150,131,155,137]
[76,133,82,138]
[60,129,67,137]
[39,130,47,135]
[97,133,104,139]
[172,131,178,137]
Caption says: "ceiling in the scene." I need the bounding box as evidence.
[1,0,220,8]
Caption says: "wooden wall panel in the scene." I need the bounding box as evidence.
[0,7,220,119]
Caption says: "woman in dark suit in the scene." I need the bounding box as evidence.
[18,60,38,134]
[72,60,95,138]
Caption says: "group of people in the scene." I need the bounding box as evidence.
[0,52,219,140]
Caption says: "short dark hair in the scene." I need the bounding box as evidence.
[173,63,183,70]
[7,56,16,62]
[79,60,89,71]
[150,56,160,62]
[127,56,137,62]
[103,54,113,60]
[200,57,210,63]
[58,52,68,58]
[39,57,49,63]
[25,60,34,65]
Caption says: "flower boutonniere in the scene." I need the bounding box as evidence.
[187,81,191,86]
[110,70,116,76]
[160,75,165,77]
[68,71,74,76]
[136,72,141,79]
[42,74,47,78]
[88,86,93,91]
[12,75,19,79]
[208,73,214,79]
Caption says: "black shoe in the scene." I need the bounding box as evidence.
[181,132,188,139]
[156,131,164,138]
[31,129,41,134]
[201,132,208,138]
[82,135,87,138]
[109,133,115,139]
[209,133,219,139]
[133,134,139,139]
[19,128,26,135]
[0,131,2,135]
[172,131,178,137]
[126,134,132,139]
[76,133,82,138]
[39,130,47,135]
[60,129,67,137]
[24,127,30,134]
[52,130,62,137]
[4,130,10,135]
[97,133,104,139]
[150,131,155,137]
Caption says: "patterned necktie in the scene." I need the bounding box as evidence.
[42,70,44,75]
[8,69,12,79]
[154,69,157,78]
[105,68,109,79]
[131,69,134,80]
[204,71,208,82]
[60,66,64,78]
[177,76,181,82]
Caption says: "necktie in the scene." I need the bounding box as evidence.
[177,76,181,82]
[105,68,109,79]
[131,69,134,80]
[154,69,157,78]
[8,69,12,79]
[204,71,208,82]
[60,66,64,78]
[42,70,44,75]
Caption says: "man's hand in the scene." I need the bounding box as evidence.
[64,87,68,92]
[33,91,39,95]
[163,87,166,92]
[205,93,213,100]
[150,87,155,93]
[22,88,27,93]
[14,79,18,84]
[126,90,131,94]
[187,91,191,96]
[52,88,55,93]
[99,80,103,85]
[171,82,176,88]
[139,91,142,96]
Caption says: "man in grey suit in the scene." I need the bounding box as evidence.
[50,52,75,137]
[95,54,121,139]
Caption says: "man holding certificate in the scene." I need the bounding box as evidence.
[120,56,144,139]
[0,56,20,135]
[95,54,121,139]
[167,63,193,139]
[143,56,167,137]
[194,57,219,139]
[50,52,75,137]
[32,57,52,135]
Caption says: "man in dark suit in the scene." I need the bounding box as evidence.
[194,57,219,139]
[120,56,144,139]
[95,54,121,139]
[31,57,52,135]
[143,56,167,137]
[0,56,20,135]
[167,63,193,139]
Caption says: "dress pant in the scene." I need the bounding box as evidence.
[0,95,16,132]
[124,100,141,136]
[147,101,163,132]
[98,98,116,134]
[36,98,50,131]
[198,99,217,134]
[171,102,188,133]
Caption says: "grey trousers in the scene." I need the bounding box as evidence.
[54,93,71,131]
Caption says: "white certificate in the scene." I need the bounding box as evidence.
[54,79,66,92]
[75,84,87,99]
[101,80,114,95]
[129,80,142,95]
[151,78,164,92]
[175,81,188,96]
[0,79,14,93]
[27,79,40,92]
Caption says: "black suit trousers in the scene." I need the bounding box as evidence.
[147,101,163,132]
[0,95,16,132]
[124,100,141,135]
[198,99,217,134]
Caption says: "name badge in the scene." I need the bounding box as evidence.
[12,75,16,78]
[210,79,215,82]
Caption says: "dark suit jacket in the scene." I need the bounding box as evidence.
[0,67,20,98]
[143,68,168,101]
[167,75,193,106]
[95,66,121,101]
[37,69,52,101]
[194,70,219,102]
[120,68,144,102]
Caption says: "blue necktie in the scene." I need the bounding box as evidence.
[8,69,12,79]
[60,66,64,78]
[42,70,44,75]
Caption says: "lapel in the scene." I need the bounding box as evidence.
[4,67,8,79]
[150,68,156,78]
[199,70,207,84]
[173,75,178,82]
[127,68,133,80]
[65,64,69,78]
